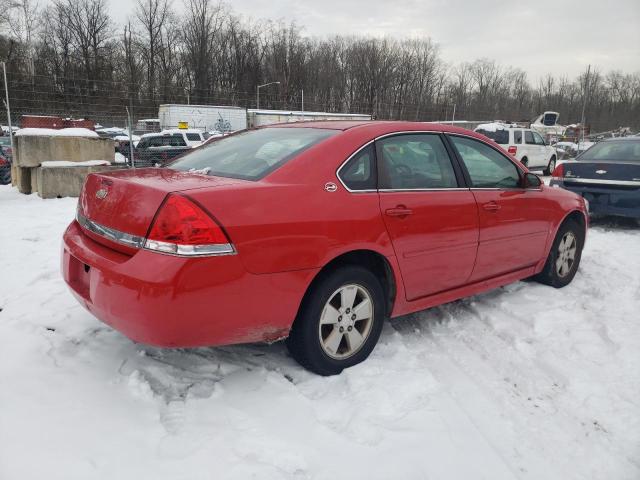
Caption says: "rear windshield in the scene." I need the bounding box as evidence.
[579,140,640,162]
[476,128,509,144]
[169,127,338,180]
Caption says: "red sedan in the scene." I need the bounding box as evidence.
[62,121,588,375]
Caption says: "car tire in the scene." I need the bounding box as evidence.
[521,157,528,167]
[286,265,386,376]
[534,219,584,288]
[544,156,556,176]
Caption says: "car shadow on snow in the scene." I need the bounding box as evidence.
[588,215,640,231]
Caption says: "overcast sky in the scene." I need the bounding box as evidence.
[108,0,639,81]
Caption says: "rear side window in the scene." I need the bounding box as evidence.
[339,144,376,191]
[170,127,337,180]
[525,131,535,145]
[186,133,201,141]
[513,130,523,144]
[476,128,509,144]
[449,135,520,189]
[378,134,458,189]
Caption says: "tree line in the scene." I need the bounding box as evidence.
[0,0,638,131]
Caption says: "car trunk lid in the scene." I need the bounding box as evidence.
[563,161,640,189]
[78,168,241,252]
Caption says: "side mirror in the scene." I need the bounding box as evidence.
[523,172,542,188]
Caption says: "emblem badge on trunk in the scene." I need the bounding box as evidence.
[595,170,607,175]
[95,189,108,199]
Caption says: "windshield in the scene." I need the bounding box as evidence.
[169,127,338,180]
[476,129,509,144]
[579,140,640,162]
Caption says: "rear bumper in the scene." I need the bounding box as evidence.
[550,180,640,219]
[62,221,318,347]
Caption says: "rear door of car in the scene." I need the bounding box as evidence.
[532,131,549,168]
[375,133,479,300]
[446,134,551,282]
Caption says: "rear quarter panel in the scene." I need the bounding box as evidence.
[186,129,396,275]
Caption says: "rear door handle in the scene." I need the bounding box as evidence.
[385,206,413,217]
[482,201,501,211]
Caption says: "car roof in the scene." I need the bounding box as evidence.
[601,136,639,142]
[267,120,487,138]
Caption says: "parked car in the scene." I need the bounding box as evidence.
[161,128,206,147]
[0,136,13,159]
[550,137,640,218]
[475,123,557,174]
[0,149,11,185]
[62,121,588,375]
[133,132,192,166]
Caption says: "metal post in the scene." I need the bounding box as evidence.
[301,89,304,113]
[126,105,135,169]
[257,81,280,110]
[2,62,14,154]
[451,104,456,125]
[580,64,591,147]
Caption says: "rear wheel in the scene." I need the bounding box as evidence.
[544,155,556,175]
[534,219,584,288]
[286,266,386,375]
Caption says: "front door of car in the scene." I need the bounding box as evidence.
[376,133,479,301]
[446,134,551,282]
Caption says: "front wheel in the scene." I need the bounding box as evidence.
[534,219,584,288]
[286,266,386,375]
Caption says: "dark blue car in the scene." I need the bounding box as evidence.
[550,137,640,219]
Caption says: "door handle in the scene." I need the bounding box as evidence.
[482,201,501,211]
[385,206,413,217]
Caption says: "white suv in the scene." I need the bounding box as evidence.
[475,123,557,175]
[161,129,205,147]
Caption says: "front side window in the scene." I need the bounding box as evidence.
[449,135,521,189]
[339,144,376,191]
[533,132,546,145]
[378,134,458,189]
[170,127,337,180]
[165,135,187,147]
[525,131,535,145]
[186,133,201,141]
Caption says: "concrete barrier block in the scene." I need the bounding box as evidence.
[36,165,127,199]
[31,167,39,193]
[15,135,115,167]
[11,162,17,186]
[15,166,33,194]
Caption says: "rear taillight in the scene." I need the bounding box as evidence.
[0,156,8,166]
[144,194,234,256]
[507,146,517,155]
[551,163,564,179]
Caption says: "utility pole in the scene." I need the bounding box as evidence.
[580,64,591,146]
[257,81,280,110]
[126,105,135,169]
[2,62,14,155]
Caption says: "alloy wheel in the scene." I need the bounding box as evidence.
[318,284,374,359]
[556,231,577,277]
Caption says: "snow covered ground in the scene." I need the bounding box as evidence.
[0,184,639,480]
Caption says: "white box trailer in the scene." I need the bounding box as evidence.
[158,104,247,133]
[247,110,371,128]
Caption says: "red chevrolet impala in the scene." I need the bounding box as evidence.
[62,121,588,375]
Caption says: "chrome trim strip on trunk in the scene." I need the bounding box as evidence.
[76,211,145,248]
[563,178,640,187]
